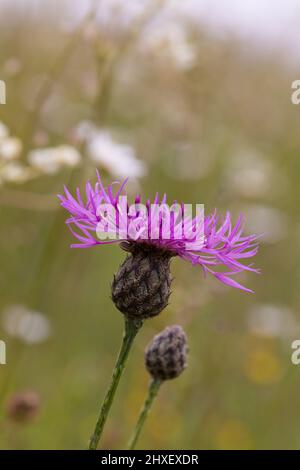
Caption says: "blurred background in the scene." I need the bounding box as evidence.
[0,0,300,450]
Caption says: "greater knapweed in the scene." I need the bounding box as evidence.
[59,171,259,449]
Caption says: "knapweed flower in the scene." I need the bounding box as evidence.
[145,325,188,381]
[59,173,259,318]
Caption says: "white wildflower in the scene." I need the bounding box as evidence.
[53,145,81,167]
[28,148,61,174]
[0,162,35,184]
[2,305,52,344]
[86,128,146,179]
[0,137,22,161]
[28,145,81,175]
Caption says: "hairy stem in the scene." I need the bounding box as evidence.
[128,379,162,450]
[89,317,143,450]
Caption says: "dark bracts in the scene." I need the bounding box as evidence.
[145,325,188,381]
[112,244,173,319]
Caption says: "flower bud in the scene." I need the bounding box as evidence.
[145,325,188,381]
[112,244,172,320]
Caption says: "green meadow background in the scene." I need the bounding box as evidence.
[1,0,300,449]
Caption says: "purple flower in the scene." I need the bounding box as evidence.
[58,171,259,293]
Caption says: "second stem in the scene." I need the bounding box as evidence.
[128,379,162,450]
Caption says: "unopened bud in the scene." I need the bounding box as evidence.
[145,325,188,381]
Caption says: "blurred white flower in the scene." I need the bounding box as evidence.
[242,204,288,243]
[28,149,60,174]
[140,23,196,70]
[0,162,35,184]
[2,305,52,344]
[0,123,23,168]
[74,122,147,179]
[87,131,146,179]
[55,145,82,166]
[89,138,145,178]
[28,145,81,175]
[0,137,22,161]
[247,304,300,339]
[73,121,147,182]
[0,122,9,141]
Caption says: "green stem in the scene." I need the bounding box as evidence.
[89,317,143,450]
[128,379,162,450]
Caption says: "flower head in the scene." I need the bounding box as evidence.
[58,172,259,293]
